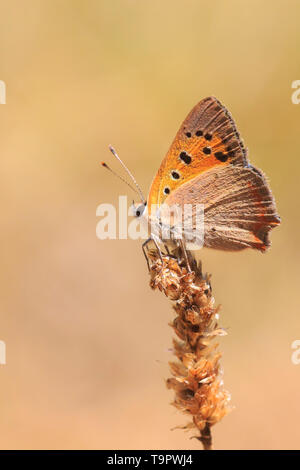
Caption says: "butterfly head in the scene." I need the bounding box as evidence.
[130,201,147,218]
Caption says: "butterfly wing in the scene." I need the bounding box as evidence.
[163,165,280,252]
[147,96,248,211]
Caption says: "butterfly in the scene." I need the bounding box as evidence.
[104,97,280,262]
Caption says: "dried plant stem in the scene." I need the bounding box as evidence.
[148,245,231,450]
[199,422,213,450]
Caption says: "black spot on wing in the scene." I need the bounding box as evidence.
[179,151,192,164]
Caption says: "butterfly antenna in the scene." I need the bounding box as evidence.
[101,162,141,198]
[108,145,146,203]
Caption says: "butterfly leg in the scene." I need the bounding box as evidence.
[178,238,191,273]
[152,236,163,263]
[142,238,152,271]
[142,236,163,272]
[164,243,170,255]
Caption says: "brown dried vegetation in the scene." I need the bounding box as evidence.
[148,247,231,450]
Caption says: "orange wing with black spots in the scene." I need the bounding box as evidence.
[147,96,248,210]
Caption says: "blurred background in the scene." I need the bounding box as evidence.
[0,0,299,450]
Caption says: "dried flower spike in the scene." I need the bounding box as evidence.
[148,245,231,450]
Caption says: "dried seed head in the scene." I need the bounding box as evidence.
[148,248,231,449]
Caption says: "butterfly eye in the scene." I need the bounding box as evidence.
[135,203,146,218]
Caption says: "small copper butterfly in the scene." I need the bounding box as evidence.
[104,97,280,259]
